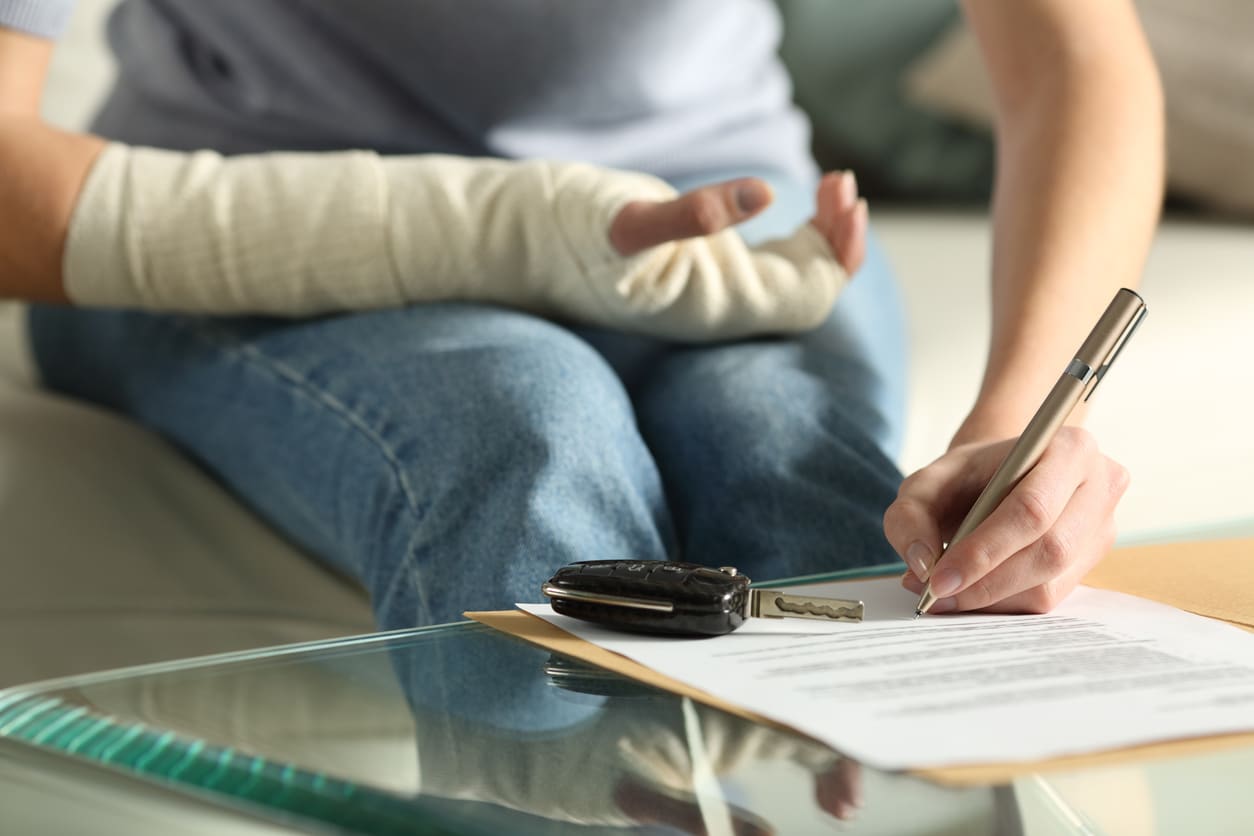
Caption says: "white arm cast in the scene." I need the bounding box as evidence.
[63,144,847,341]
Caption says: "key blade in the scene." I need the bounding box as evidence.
[748,590,864,623]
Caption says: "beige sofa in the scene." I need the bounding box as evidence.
[3,0,1252,687]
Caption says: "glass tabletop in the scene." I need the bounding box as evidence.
[1,565,1251,835]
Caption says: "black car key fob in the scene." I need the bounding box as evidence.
[542,560,863,637]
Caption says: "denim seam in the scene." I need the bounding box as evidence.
[183,321,433,623]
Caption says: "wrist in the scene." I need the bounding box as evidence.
[949,412,1016,450]
[952,392,1089,450]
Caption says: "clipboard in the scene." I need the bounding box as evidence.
[468,535,1254,786]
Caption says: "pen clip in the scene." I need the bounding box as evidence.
[1083,303,1147,402]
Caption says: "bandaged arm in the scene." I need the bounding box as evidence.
[63,144,848,341]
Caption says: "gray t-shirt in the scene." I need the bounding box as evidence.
[3,0,816,182]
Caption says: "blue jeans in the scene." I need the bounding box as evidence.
[27,171,908,632]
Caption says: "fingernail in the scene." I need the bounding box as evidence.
[930,568,962,598]
[735,181,771,214]
[905,541,933,581]
[930,597,959,614]
[838,171,857,207]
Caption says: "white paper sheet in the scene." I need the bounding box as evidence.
[519,579,1254,770]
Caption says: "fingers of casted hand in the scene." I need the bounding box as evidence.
[812,171,867,274]
[608,171,868,277]
[900,429,1131,614]
[609,176,774,257]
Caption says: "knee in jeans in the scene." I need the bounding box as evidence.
[442,326,637,475]
[644,356,801,456]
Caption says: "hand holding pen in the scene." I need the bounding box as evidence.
[885,289,1147,616]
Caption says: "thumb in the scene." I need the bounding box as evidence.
[610,177,773,256]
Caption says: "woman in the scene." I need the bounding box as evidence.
[0,0,1162,631]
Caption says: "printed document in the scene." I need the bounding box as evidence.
[519,579,1254,769]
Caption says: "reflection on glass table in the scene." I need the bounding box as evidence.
[1,565,1251,835]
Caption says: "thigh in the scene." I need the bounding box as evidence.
[633,314,905,581]
[623,173,908,581]
[28,303,675,629]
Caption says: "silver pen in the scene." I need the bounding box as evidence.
[914,288,1148,617]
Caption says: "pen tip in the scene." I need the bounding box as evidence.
[913,610,922,620]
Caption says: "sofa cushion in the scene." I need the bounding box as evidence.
[776,0,993,201]
[0,371,374,687]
